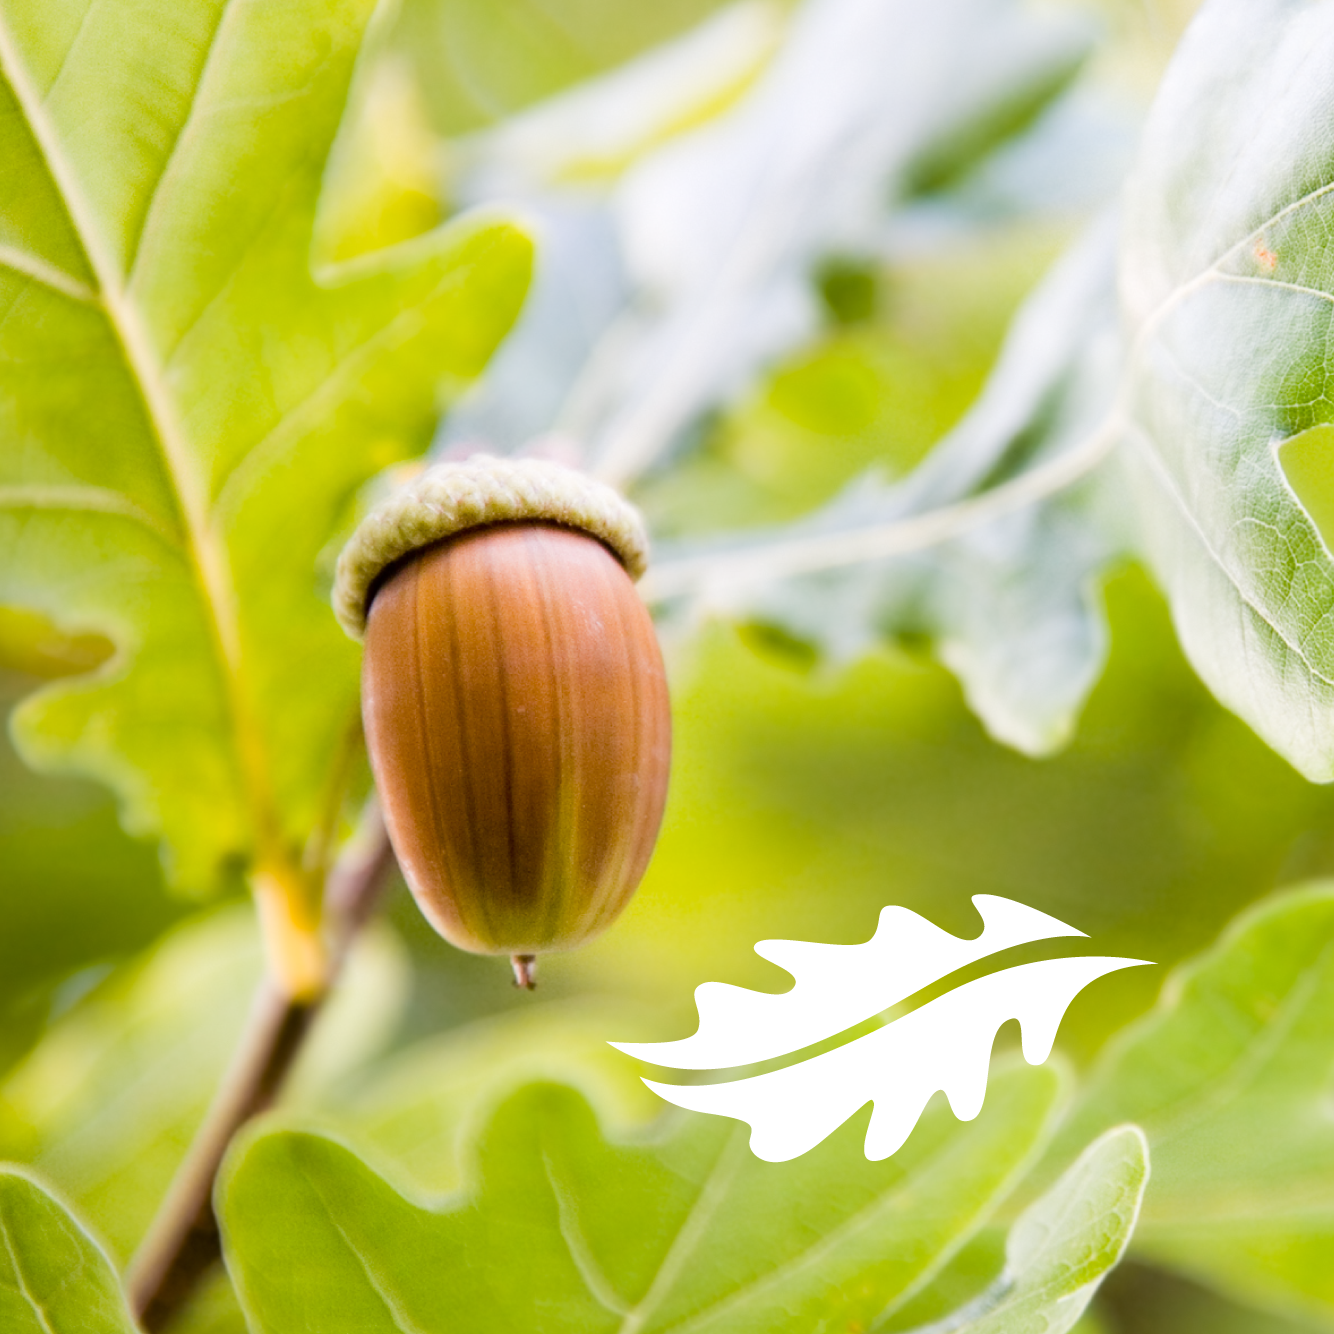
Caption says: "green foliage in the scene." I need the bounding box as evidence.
[648,217,1121,757]
[1122,0,1334,781]
[1037,883,1334,1324]
[220,1063,1064,1333]
[0,1168,138,1333]
[0,0,531,891]
[332,1001,665,1193]
[7,0,1334,1329]
[583,569,1334,1065]
[0,906,406,1262]
[0,667,182,1067]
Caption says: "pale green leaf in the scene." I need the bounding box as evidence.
[219,1061,1061,1333]
[880,1129,1146,1334]
[0,1168,137,1334]
[645,218,1124,756]
[1120,0,1334,780]
[0,904,407,1264]
[1035,883,1334,1324]
[953,1126,1148,1334]
[581,0,1093,486]
[0,0,532,888]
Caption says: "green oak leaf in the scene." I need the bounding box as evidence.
[1035,882,1334,1324]
[0,1168,138,1334]
[0,0,531,890]
[333,1001,665,1194]
[1120,0,1334,780]
[219,1062,1061,1333]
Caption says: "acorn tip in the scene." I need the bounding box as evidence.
[511,954,537,990]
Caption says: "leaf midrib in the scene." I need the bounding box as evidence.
[0,11,283,863]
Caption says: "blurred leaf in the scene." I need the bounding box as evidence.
[0,0,531,890]
[317,54,445,263]
[1119,0,1334,781]
[391,0,737,135]
[0,905,407,1264]
[1097,1262,1334,1334]
[1035,883,1334,1324]
[0,670,183,1059]
[633,223,1067,534]
[0,607,112,680]
[220,1061,1060,1333]
[451,3,782,192]
[168,1271,250,1334]
[645,218,1124,755]
[581,0,1094,485]
[0,1168,137,1334]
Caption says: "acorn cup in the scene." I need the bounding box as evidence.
[334,458,671,988]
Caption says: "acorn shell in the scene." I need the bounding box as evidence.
[361,522,671,957]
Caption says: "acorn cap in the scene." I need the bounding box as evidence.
[333,456,651,641]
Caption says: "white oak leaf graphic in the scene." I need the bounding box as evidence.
[613,898,1149,1162]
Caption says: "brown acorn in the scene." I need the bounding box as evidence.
[334,459,670,987]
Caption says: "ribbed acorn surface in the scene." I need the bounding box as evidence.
[362,522,670,966]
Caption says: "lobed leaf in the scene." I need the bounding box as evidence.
[219,1062,1061,1333]
[335,1001,664,1195]
[0,0,531,889]
[0,666,182,1054]
[0,1168,137,1334]
[1036,882,1334,1323]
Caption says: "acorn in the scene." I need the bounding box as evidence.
[334,457,670,987]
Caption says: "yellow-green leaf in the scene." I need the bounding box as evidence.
[0,0,532,889]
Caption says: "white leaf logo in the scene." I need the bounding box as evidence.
[612,896,1150,1162]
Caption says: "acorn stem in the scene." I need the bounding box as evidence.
[511,954,538,990]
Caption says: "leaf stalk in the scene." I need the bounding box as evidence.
[125,802,397,1332]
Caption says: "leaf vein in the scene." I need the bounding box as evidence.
[302,1169,433,1334]
[0,11,289,871]
[124,0,240,284]
[0,244,97,304]
[0,483,180,548]
[617,1127,747,1334]
[541,1148,631,1317]
[1126,419,1334,693]
[207,244,490,524]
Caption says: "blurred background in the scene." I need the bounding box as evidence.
[4,1,1329,1330]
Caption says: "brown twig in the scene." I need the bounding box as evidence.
[126,804,397,1332]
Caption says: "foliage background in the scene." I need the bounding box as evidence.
[6,0,1334,1331]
